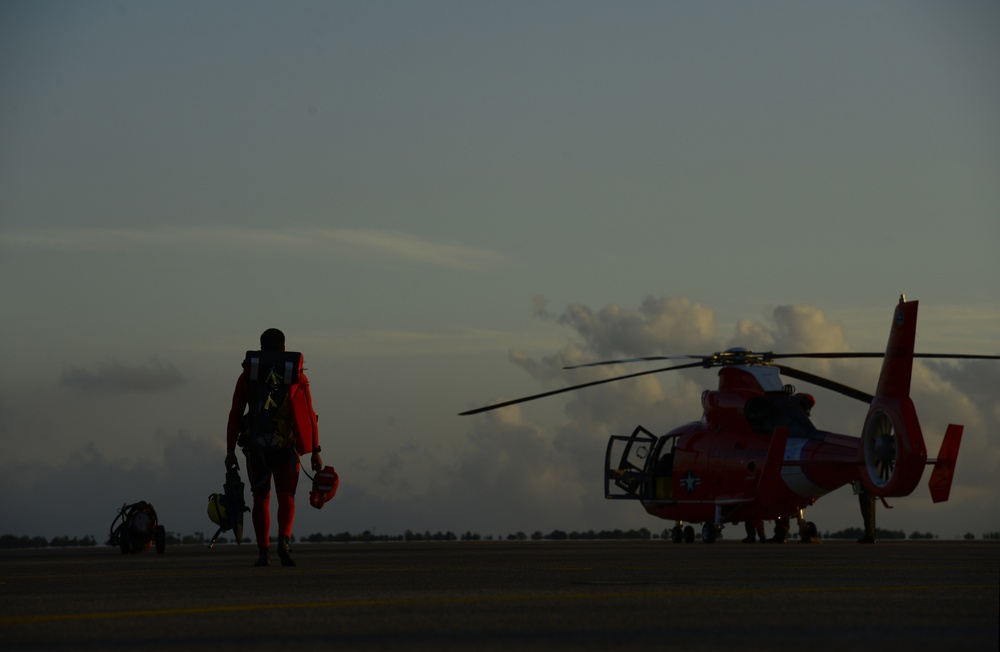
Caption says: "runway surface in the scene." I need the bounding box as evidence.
[1,540,997,651]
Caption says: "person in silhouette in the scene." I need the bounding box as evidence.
[742,519,766,543]
[226,328,323,566]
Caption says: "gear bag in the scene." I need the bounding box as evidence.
[108,501,166,554]
[207,467,249,549]
[241,350,303,452]
[309,465,340,509]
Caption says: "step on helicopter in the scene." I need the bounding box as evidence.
[460,297,999,543]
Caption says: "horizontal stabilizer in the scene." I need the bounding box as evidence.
[928,424,963,503]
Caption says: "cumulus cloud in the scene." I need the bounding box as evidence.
[909,361,1000,499]
[3,295,995,540]
[59,358,185,393]
[445,408,588,528]
[729,304,850,354]
[460,295,999,537]
[507,296,866,428]
[547,295,717,358]
[925,359,1000,412]
[771,304,850,352]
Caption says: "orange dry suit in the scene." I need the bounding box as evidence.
[226,351,319,549]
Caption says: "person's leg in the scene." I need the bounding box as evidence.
[272,450,301,566]
[245,450,273,566]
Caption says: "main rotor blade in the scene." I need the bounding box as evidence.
[459,360,706,416]
[776,365,874,404]
[771,352,1000,361]
[912,353,1000,360]
[563,355,701,370]
[565,352,1000,370]
[769,352,884,360]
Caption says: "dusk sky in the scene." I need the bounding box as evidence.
[1,1,998,542]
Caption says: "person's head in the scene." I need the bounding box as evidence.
[260,328,285,352]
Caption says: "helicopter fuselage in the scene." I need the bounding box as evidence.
[638,419,859,525]
[606,365,861,525]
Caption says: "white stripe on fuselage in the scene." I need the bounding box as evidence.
[781,438,825,498]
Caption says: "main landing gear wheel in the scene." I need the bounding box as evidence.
[683,525,695,543]
[701,523,721,543]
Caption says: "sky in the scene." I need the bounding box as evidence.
[1,1,998,543]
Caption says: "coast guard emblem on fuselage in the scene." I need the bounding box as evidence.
[681,470,701,494]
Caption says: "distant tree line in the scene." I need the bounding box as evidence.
[822,528,996,540]
[4,528,997,549]
[302,528,659,543]
[1,528,658,548]
[0,535,98,549]
[823,527,907,540]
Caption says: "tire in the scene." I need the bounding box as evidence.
[683,525,695,543]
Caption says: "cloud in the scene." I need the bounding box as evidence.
[59,358,185,393]
[311,228,508,270]
[505,297,865,432]
[0,434,212,540]
[748,304,850,353]
[2,295,996,540]
[463,295,999,537]
[0,226,509,271]
[546,295,718,358]
[438,408,589,530]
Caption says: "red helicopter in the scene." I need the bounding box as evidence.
[461,297,1000,543]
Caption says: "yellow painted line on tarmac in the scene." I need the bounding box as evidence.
[1,583,996,626]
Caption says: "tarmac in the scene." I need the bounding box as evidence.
[1,539,997,651]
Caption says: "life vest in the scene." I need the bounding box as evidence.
[241,351,318,454]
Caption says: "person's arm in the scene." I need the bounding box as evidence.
[299,372,324,471]
[225,369,248,469]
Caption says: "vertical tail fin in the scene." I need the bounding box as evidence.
[874,296,917,399]
[859,297,928,497]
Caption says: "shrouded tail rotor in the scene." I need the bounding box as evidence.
[857,396,929,497]
[863,409,898,488]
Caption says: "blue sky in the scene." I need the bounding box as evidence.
[1,1,998,541]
